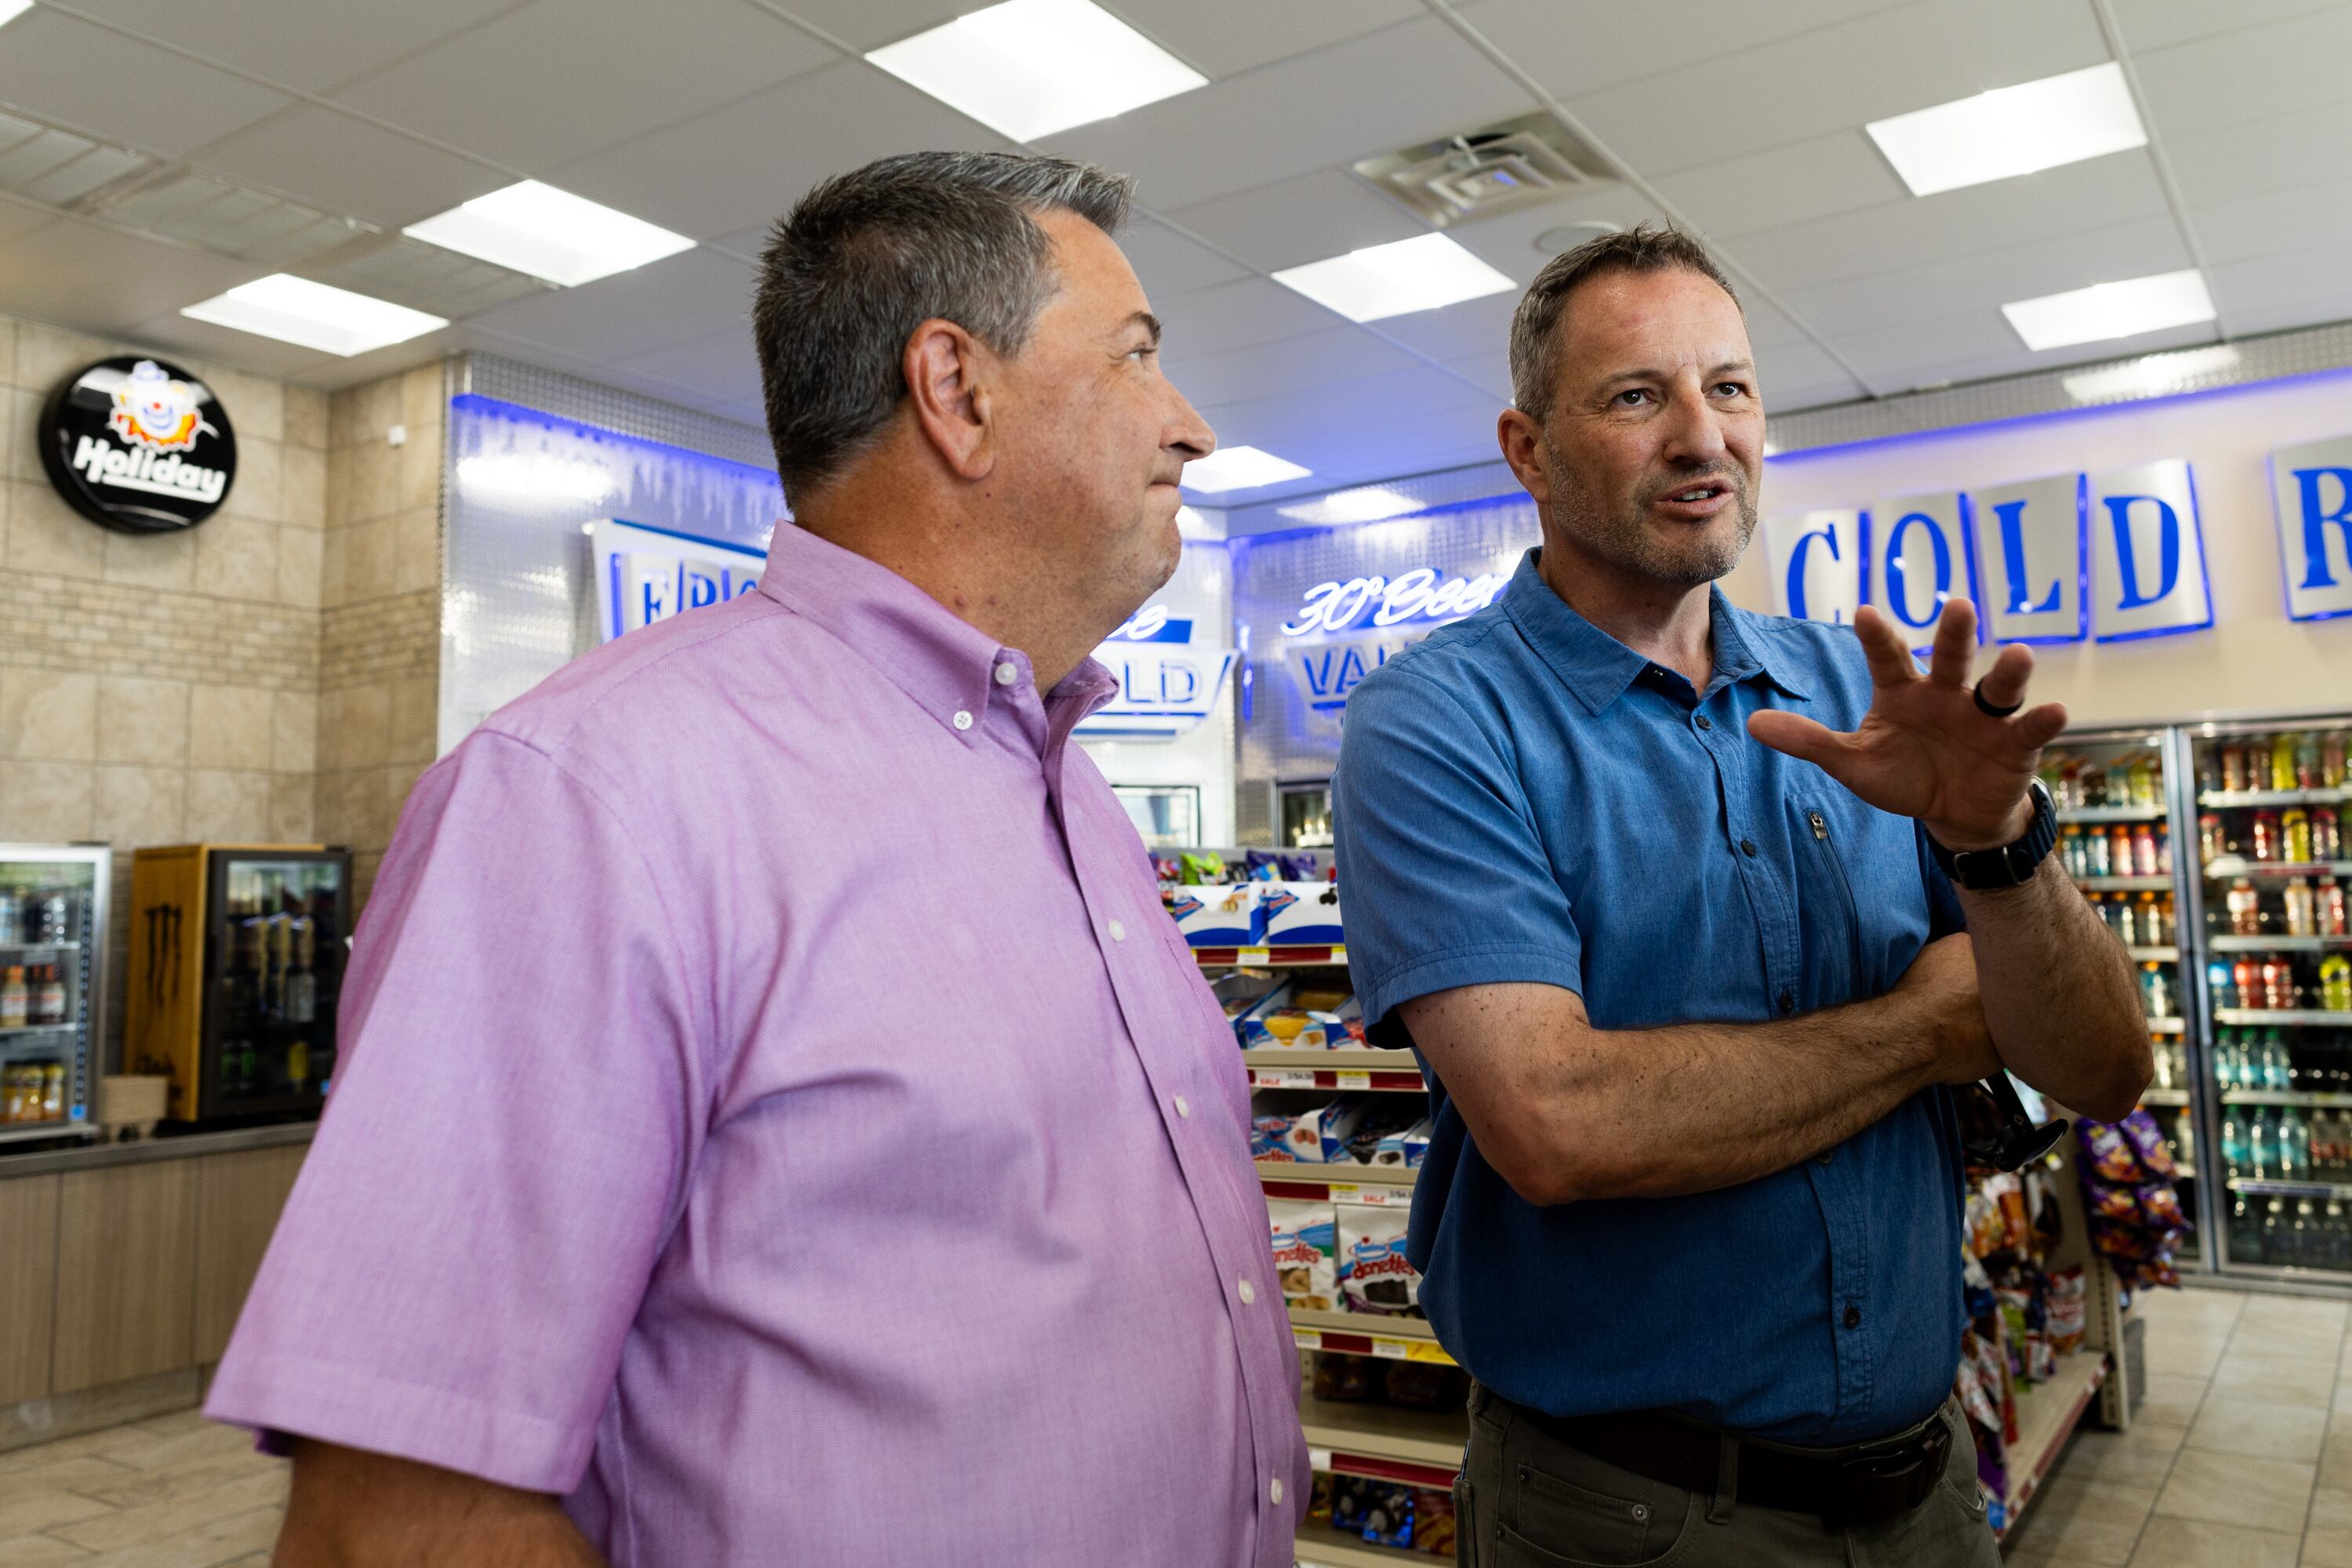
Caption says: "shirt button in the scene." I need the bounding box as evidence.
[1777,990,1794,1014]
[1844,1305,1862,1329]
[1108,919,1127,942]
[1740,838,1758,857]
[1817,1152,1835,1167]
[1174,1095,1190,1118]
[1238,1278,1256,1305]
[1270,1476,1284,1506]
[993,662,1018,686]
[952,710,974,731]
[1694,714,1712,731]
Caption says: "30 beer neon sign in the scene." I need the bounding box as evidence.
[1279,568,1510,637]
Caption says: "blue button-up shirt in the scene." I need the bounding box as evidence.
[1333,549,1966,1446]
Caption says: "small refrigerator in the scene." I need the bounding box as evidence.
[125,844,352,1125]
[0,844,109,1145]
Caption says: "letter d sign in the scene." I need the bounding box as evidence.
[2090,460,2211,641]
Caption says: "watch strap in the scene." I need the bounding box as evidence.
[1929,778,2059,891]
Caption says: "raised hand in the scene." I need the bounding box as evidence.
[1747,598,2067,851]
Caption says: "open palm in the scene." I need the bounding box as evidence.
[1748,599,2067,851]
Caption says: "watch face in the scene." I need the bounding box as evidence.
[38,357,238,535]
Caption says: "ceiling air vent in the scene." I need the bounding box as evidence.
[303,234,550,321]
[0,111,154,209]
[1352,111,1615,229]
[77,165,378,269]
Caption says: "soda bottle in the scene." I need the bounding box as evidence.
[2262,1197,2288,1264]
[2111,895,2135,946]
[2088,825,2113,877]
[2288,877,2319,937]
[33,964,64,1026]
[2201,812,2225,863]
[2252,1109,2276,1178]
[2281,1105,2311,1178]
[2211,960,2237,1011]
[2325,731,2348,789]
[2061,824,2086,878]
[2300,731,2325,789]
[2316,808,2344,864]
[2320,877,2349,937]
[2230,1192,2259,1258]
[2295,1198,2319,1266]
[2227,879,2259,935]
[2265,960,2297,1011]
[2275,733,2301,792]
[2223,1109,2250,1175]
[2254,810,2281,862]
[2267,1031,2292,1088]
[2143,892,2170,947]
[2321,954,2352,1014]
[2329,1201,2352,1271]
[2223,742,2250,793]
[2286,808,2314,866]
[0,967,24,1029]
[2132,824,2159,877]
[2141,962,2173,1019]
[2131,753,2159,808]
[2313,1108,2339,1174]
[2234,958,2262,1009]
[2113,826,2136,877]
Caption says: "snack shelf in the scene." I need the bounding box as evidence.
[1993,1352,2109,1541]
[1298,1392,1465,1473]
[2209,935,2352,953]
[2223,1089,2352,1108]
[1291,1308,1454,1367]
[1292,1520,1424,1567]
[2074,876,2172,893]
[1249,1049,1426,1094]
[2212,1011,2352,1027]
[2227,1178,2352,1199]
[2060,805,2166,824]
[2205,858,2352,880]
[2139,1087,2191,1107]
[1261,1163,1417,1204]
[2127,946,2180,963]
[2200,788,2352,809]
[1197,945,1348,968]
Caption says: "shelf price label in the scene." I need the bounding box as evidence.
[1293,1327,1323,1351]
[1328,1182,1405,1208]
[1335,1070,1372,1091]
[1307,1446,1334,1473]
[1254,1068,1318,1089]
[1370,1337,1412,1360]
[1238,947,1271,964]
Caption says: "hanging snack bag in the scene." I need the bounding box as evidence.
[2078,1120,2143,1184]
[1269,1200,1338,1312]
[1338,1207,1423,1317]
[2045,1265,2086,1355]
[2119,1110,2179,1178]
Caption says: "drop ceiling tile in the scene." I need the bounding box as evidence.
[2193,180,2352,267]
[2165,101,2352,209]
[119,308,340,380]
[1197,365,1497,448]
[613,329,765,407]
[1162,325,1422,409]
[2132,7,2352,140]
[550,60,1014,241]
[1458,0,1915,99]
[1756,341,1864,406]
[1116,216,1252,300]
[1444,347,1514,401]
[62,0,527,94]
[1109,0,1421,79]
[1769,372,1870,416]
[1152,277,1342,358]
[1738,299,1815,353]
[1439,185,1669,284]
[1833,310,2219,392]
[465,247,756,361]
[1564,0,2110,176]
[1772,214,2190,339]
[2208,249,2352,337]
[2107,0,2341,52]
[0,9,293,158]
[1040,16,1532,211]
[1167,169,1425,274]
[1722,151,2169,296]
[331,0,840,174]
[1653,131,1907,241]
[295,327,470,390]
[1358,289,1522,362]
[0,194,57,247]
[0,216,257,339]
[192,106,509,229]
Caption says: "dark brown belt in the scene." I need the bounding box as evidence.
[1508,1398,1953,1528]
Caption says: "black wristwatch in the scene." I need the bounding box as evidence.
[1926,777,2059,891]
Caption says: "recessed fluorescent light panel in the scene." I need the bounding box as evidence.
[404,180,693,286]
[1272,233,1515,323]
[2002,269,2216,352]
[1867,62,2147,197]
[1182,446,1311,494]
[1277,486,1421,525]
[866,0,1207,142]
[180,274,447,357]
[0,0,34,27]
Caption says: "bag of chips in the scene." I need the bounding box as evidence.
[2119,1110,2179,1178]
[2045,1265,2085,1355]
[2078,1120,2143,1184]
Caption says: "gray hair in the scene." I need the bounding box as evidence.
[753,151,1135,501]
[1508,223,1740,427]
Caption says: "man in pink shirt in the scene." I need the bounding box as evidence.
[207,152,1309,1566]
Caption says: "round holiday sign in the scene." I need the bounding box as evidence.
[39,358,238,534]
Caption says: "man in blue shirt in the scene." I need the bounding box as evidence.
[1332,227,2150,1567]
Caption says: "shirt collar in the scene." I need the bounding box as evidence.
[754,523,1115,747]
[1501,548,1810,716]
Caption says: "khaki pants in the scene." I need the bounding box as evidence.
[1454,1384,2002,1568]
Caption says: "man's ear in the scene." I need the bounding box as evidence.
[1497,408,1551,505]
[903,318,996,481]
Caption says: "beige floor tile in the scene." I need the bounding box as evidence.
[2190,1399,2332,1464]
[2157,1447,2319,1530]
[2152,1337,2231,1378]
[2062,1420,2192,1489]
[2141,1374,2213,1428]
[50,1468,283,1553]
[0,1457,138,1496]
[2305,1487,2352,1567]
[2007,1475,2158,1566]
[0,1536,92,1566]
[90,1424,252,1475]
[67,1446,278,1512]
[2210,1363,2337,1411]
[0,1436,131,1479]
[0,1490,111,1540]
[2129,1516,2300,1568]
[72,1504,278,1568]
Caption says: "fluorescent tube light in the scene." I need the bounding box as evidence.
[404,180,694,286]
[180,274,447,357]
[2001,269,2216,351]
[1867,62,2147,198]
[1181,445,1311,494]
[0,0,33,27]
[867,0,1207,142]
[1271,233,1515,323]
[1276,486,1421,525]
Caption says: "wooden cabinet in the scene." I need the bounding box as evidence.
[0,1174,59,1403]
[192,1145,307,1364]
[52,1160,199,1395]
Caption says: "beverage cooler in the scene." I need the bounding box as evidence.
[0,844,109,1145]
[125,844,351,1125]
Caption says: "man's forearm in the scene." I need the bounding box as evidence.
[276,1441,608,1568]
[1958,855,2152,1120]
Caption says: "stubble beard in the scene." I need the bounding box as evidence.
[1541,431,1758,587]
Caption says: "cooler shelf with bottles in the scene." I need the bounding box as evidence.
[0,844,110,1145]
[2191,720,2352,1282]
[2041,731,2203,1265]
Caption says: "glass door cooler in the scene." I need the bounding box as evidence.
[2187,720,2352,1279]
[0,844,109,1145]
[125,844,351,1125]
[2039,731,2202,1264]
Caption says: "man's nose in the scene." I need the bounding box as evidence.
[1168,385,1215,464]
[1660,385,1728,466]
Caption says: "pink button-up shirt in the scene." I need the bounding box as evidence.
[207,522,1308,1566]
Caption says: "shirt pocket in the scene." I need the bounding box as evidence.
[1792,799,1870,1007]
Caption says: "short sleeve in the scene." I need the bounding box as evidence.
[203,731,702,1494]
[1333,664,1585,1027]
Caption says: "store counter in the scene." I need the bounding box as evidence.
[0,1120,317,1453]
